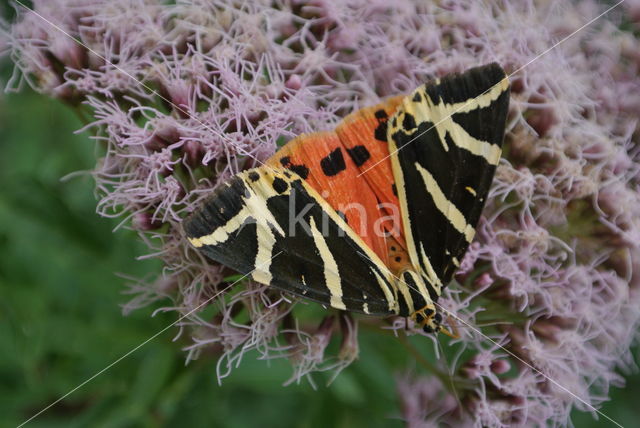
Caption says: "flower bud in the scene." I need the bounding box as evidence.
[338,313,359,363]
[285,74,303,91]
[490,359,510,375]
[183,140,205,167]
[132,211,163,231]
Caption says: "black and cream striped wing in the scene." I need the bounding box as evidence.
[183,168,399,316]
[387,63,510,293]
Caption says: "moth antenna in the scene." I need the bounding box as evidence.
[440,313,461,338]
[443,320,514,331]
[439,324,459,339]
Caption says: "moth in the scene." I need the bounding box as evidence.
[183,63,510,334]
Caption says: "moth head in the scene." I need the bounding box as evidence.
[400,270,444,334]
[411,304,443,334]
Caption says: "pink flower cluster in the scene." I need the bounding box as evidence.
[5,0,640,426]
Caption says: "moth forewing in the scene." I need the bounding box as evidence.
[385,63,510,332]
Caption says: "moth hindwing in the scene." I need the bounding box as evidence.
[183,63,510,333]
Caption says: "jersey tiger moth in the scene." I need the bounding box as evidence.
[183,63,510,334]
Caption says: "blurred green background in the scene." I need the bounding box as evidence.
[0,23,639,428]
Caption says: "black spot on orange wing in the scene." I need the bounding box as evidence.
[373,109,393,142]
[346,145,371,167]
[391,183,397,196]
[333,96,407,253]
[374,109,388,119]
[290,164,310,179]
[320,147,346,176]
[280,156,310,179]
[374,122,388,142]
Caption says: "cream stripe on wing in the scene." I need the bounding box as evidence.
[420,243,443,293]
[188,175,285,248]
[441,76,509,113]
[395,275,415,314]
[387,135,422,276]
[309,217,346,311]
[187,204,252,248]
[444,120,502,165]
[410,96,502,166]
[252,225,276,284]
[414,162,475,243]
[372,268,398,313]
[407,269,433,304]
[189,171,289,284]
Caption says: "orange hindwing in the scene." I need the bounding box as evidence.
[266,96,410,271]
